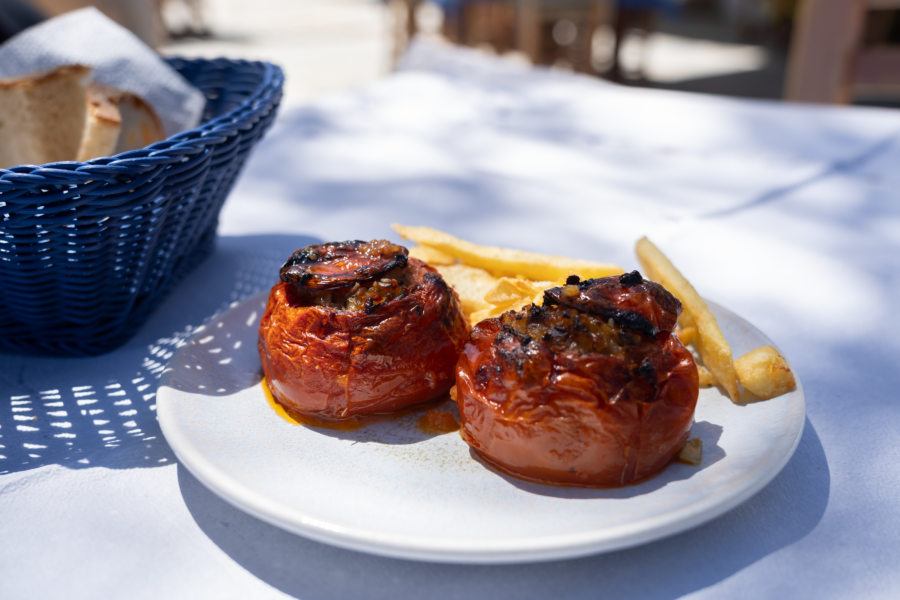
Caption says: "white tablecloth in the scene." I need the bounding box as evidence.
[2,41,899,599]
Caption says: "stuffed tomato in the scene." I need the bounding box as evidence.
[259,239,468,420]
[455,271,699,487]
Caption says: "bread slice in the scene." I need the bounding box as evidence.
[76,84,165,161]
[76,82,122,162]
[114,91,164,153]
[0,64,92,169]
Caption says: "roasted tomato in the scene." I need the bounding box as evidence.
[455,271,699,487]
[259,240,469,420]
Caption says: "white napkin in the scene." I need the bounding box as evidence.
[0,7,205,138]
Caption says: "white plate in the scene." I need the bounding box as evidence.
[157,291,805,564]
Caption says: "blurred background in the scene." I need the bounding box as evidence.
[2,0,899,110]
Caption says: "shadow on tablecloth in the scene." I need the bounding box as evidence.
[0,234,316,475]
[177,416,828,599]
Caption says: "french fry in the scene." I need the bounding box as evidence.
[676,325,697,346]
[635,237,739,402]
[678,309,696,333]
[469,304,511,323]
[393,224,622,282]
[677,437,703,466]
[408,244,456,266]
[483,277,552,307]
[465,277,554,322]
[734,345,796,400]
[434,263,496,317]
[697,364,716,387]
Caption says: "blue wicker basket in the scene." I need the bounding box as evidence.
[0,57,283,356]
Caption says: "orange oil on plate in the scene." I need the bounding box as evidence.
[261,377,459,434]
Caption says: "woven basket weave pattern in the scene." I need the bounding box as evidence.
[0,57,283,355]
